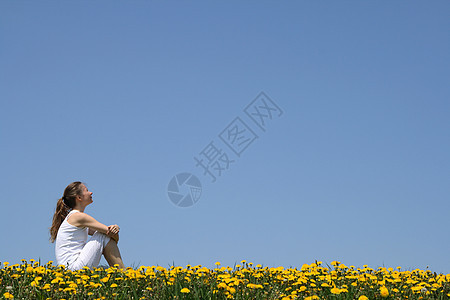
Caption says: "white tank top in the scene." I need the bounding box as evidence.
[55,209,88,267]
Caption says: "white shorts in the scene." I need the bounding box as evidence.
[68,232,111,271]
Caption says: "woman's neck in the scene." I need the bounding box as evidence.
[72,206,86,212]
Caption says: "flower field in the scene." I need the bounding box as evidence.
[1,260,450,299]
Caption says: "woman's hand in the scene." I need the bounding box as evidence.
[106,224,120,243]
[106,224,120,235]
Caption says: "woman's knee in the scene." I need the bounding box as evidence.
[92,231,107,237]
[91,231,111,247]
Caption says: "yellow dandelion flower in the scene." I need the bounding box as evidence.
[181,288,190,293]
[358,296,369,300]
[218,282,227,288]
[331,287,341,294]
[380,286,389,297]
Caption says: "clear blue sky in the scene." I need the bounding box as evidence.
[1,1,449,273]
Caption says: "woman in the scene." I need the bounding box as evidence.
[49,181,125,271]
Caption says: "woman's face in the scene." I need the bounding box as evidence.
[78,184,93,205]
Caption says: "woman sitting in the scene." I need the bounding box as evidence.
[49,181,125,271]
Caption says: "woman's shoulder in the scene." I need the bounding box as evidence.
[67,210,90,227]
[68,210,87,218]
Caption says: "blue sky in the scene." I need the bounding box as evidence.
[1,1,449,273]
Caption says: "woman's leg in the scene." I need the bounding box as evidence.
[71,232,111,270]
[103,239,125,269]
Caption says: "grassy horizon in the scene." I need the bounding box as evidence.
[1,259,450,299]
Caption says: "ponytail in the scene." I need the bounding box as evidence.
[49,198,70,243]
[49,181,84,243]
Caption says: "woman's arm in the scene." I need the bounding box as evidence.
[70,212,110,234]
[69,213,120,242]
